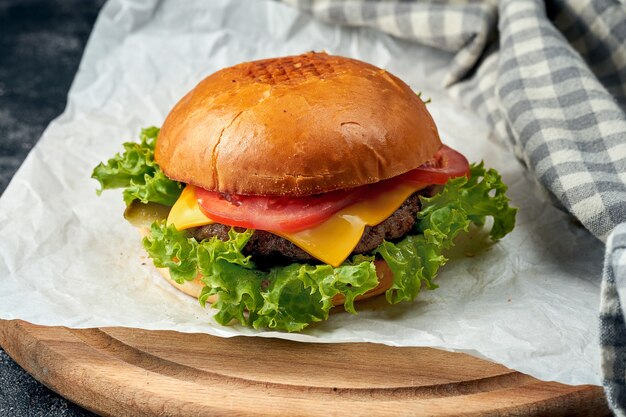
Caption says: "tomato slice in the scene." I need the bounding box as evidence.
[196,187,363,233]
[196,144,469,232]
[400,145,470,185]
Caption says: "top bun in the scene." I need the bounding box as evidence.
[156,52,441,196]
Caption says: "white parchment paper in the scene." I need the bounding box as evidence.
[0,0,605,386]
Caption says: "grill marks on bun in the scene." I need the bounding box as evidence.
[244,54,342,85]
[155,52,442,197]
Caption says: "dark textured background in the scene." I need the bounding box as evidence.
[0,0,104,415]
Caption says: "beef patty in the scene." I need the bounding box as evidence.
[188,189,430,263]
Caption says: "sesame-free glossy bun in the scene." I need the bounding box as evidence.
[156,52,441,196]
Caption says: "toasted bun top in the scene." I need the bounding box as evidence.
[156,52,441,196]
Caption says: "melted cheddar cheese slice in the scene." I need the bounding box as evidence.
[168,182,427,267]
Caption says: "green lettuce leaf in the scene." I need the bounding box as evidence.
[142,222,379,332]
[253,260,378,332]
[139,162,516,332]
[377,162,517,304]
[142,221,198,283]
[91,127,182,206]
[196,229,263,327]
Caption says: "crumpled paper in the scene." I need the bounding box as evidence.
[0,0,604,386]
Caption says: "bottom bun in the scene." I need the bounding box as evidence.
[139,227,394,306]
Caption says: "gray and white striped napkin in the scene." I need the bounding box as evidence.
[279,0,626,413]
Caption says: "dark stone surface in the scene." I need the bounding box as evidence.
[0,0,104,415]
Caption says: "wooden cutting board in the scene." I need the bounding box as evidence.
[0,320,609,417]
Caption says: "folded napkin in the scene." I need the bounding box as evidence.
[280,0,626,413]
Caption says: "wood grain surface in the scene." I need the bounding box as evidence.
[0,320,609,417]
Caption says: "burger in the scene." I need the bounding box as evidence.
[92,52,516,332]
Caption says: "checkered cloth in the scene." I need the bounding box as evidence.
[602,223,626,415]
[281,0,626,413]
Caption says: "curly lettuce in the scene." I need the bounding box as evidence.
[139,163,516,332]
[377,163,517,304]
[91,127,182,206]
[142,223,379,332]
